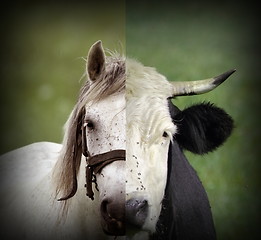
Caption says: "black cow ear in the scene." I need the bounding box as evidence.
[174,102,234,154]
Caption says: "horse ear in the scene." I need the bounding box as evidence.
[172,102,234,154]
[87,40,105,82]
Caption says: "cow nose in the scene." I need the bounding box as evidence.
[126,198,148,228]
[100,199,125,235]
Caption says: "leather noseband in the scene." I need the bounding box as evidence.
[84,149,125,200]
[58,108,125,201]
[82,115,125,200]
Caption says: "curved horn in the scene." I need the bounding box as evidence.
[171,69,236,97]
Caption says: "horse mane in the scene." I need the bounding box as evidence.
[52,52,125,208]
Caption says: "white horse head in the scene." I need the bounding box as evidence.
[52,41,126,236]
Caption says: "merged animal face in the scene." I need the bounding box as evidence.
[58,41,234,237]
[84,92,177,235]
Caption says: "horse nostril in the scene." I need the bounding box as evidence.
[100,200,109,220]
[126,198,148,228]
[100,199,125,235]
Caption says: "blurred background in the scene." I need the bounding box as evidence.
[0,0,125,153]
[126,0,260,239]
[0,0,260,239]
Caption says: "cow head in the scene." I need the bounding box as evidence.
[126,58,234,238]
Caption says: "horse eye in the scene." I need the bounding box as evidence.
[86,121,94,130]
[162,131,168,138]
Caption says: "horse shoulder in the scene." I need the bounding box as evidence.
[0,142,63,239]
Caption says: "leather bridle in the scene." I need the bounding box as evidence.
[58,108,125,202]
[82,117,126,200]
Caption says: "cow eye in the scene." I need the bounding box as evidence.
[162,131,168,138]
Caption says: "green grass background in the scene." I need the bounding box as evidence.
[0,0,260,239]
[126,1,260,239]
[0,1,125,153]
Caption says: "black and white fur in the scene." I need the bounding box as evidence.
[151,100,233,240]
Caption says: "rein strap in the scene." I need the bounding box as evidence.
[85,149,126,200]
